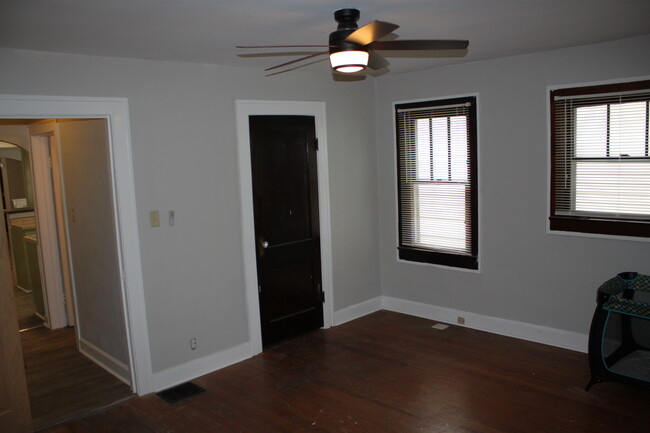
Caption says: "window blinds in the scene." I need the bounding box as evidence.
[396,100,475,256]
[552,89,650,222]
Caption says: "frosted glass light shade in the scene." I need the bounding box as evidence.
[329,50,369,73]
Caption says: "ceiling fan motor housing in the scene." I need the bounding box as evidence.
[329,8,366,68]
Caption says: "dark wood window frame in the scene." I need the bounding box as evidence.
[395,96,479,270]
[550,80,650,238]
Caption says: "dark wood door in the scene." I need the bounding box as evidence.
[249,115,324,347]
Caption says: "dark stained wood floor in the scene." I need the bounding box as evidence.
[41,311,648,433]
[21,326,134,431]
[14,286,44,331]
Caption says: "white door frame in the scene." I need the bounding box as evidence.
[0,95,152,395]
[236,100,334,355]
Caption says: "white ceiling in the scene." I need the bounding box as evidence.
[2,0,649,76]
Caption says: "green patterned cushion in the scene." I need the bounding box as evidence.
[603,296,650,318]
[599,273,650,318]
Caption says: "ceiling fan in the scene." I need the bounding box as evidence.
[237,8,469,76]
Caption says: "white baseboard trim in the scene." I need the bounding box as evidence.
[150,341,252,393]
[381,296,588,353]
[79,338,132,385]
[333,296,383,326]
[139,294,587,394]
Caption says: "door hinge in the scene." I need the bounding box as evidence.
[312,137,319,151]
[258,284,262,294]
[318,283,324,303]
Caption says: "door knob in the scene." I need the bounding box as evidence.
[261,240,269,249]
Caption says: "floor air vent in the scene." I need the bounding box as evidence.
[156,381,205,403]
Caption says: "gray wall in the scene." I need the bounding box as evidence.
[3,33,648,381]
[0,48,381,373]
[0,125,30,150]
[374,35,650,335]
[58,119,130,372]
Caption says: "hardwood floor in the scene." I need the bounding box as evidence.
[14,286,44,331]
[41,311,648,433]
[21,326,134,431]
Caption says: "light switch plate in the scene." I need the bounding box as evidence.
[150,210,160,227]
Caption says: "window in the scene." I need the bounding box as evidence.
[395,96,478,269]
[550,80,650,238]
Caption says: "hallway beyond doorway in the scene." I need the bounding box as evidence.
[21,326,134,430]
[14,287,44,331]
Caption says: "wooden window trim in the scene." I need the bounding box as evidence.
[550,80,650,238]
[395,96,478,269]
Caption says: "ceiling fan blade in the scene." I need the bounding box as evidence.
[367,50,390,70]
[345,20,399,46]
[369,39,469,51]
[265,52,329,72]
[237,45,333,49]
[238,51,323,59]
[266,58,329,77]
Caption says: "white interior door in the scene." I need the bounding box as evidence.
[28,121,68,329]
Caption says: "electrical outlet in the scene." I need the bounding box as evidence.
[190,337,197,350]
[150,210,160,227]
[457,316,466,325]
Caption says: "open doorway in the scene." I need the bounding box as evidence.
[0,95,150,433]
[0,136,43,332]
[1,119,133,429]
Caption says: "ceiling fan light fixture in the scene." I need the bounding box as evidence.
[329,50,369,73]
